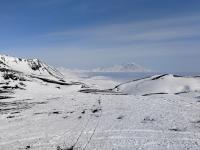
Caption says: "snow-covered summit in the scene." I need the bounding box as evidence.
[92,62,150,72]
[0,54,85,100]
[0,54,64,80]
[114,74,200,95]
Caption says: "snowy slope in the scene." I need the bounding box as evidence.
[1,73,200,150]
[114,74,200,95]
[0,54,85,100]
[0,54,64,80]
[93,62,150,72]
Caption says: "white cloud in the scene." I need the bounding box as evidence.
[44,14,200,43]
[32,14,200,71]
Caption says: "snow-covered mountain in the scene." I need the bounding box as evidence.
[92,63,150,72]
[114,74,200,95]
[0,54,64,80]
[0,54,85,97]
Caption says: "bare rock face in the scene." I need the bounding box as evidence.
[28,59,42,71]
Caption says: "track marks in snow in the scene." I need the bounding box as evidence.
[82,97,102,150]
[54,96,103,150]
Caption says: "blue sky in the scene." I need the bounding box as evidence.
[0,0,200,72]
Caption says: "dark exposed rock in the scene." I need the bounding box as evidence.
[142,93,168,96]
[81,110,86,114]
[3,72,26,81]
[48,111,62,115]
[0,99,48,114]
[91,108,101,113]
[169,128,183,132]
[1,85,25,90]
[79,89,126,95]
[25,145,31,149]
[30,75,83,86]
[7,115,15,119]
[152,74,168,80]
[117,115,125,120]
[57,146,74,150]
[0,96,14,99]
[28,59,42,71]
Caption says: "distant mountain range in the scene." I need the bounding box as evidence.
[92,63,151,72]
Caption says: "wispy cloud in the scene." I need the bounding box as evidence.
[34,14,200,71]
[44,15,200,44]
[27,0,69,7]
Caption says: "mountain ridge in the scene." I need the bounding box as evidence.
[92,62,151,72]
[0,54,64,80]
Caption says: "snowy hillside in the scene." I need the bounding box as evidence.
[114,74,200,95]
[92,63,150,72]
[0,54,85,100]
[0,54,64,80]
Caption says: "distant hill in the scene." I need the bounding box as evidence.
[92,63,151,72]
[113,74,200,95]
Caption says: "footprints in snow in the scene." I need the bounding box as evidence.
[141,116,156,123]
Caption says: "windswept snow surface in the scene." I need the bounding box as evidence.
[0,55,200,150]
[114,74,200,95]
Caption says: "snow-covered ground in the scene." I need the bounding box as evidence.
[0,55,200,150]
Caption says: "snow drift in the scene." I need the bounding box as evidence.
[114,74,200,95]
